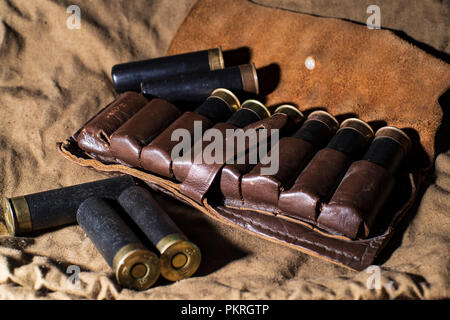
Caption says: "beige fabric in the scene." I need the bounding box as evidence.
[0,0,448,299]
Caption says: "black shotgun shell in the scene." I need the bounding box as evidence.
[117,186,201,282]
[112,47,224,93]
[77,197,160,290]
[274,105,305,124]
[194,88,240,123]
[141,64,259,103]
[2,175,137,236]
[327,118,374,158]
[239,99,271,120]
[363,126,411,173]
[273,104,306,134]
[226,99,270,128]
[291,110,339,147]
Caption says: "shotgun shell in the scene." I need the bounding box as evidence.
[316,126,411,238]
[226,98,270,127]
[141,64,259,103]
[117,186,201,282]
[194,88,240,123]
[327,118,374,157]
[2,175,136,236]
[274,104,305,125]
[112,47,224,93]
[291,110,339,147]
[77,197,160,290]
[239,99,271,120]
[363,126,411,173]
[273,104,306,134]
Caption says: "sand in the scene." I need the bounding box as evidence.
[0,0,449,299]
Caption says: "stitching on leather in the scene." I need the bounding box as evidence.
[224,209,363,261]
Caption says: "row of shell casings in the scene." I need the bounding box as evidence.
[1,178,201,290]
[222,110,411,239]
[111,47,259,103]
[76,89,297,181]
[75,88,410,239]
[108,47,410,238]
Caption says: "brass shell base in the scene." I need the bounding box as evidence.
[210,88,241,112]
[307,110,339,132]
[157,234,202,282]
[113,243,161,291]
[340,118,374,140]
[208,47,225,71]
[2,196,32,236]
[274,104,305,125]
[241,99,271,120]
[239,64,259,95]
[0,220,8,236]
[375,126,411,153]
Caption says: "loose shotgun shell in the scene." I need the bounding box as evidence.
[141,64,259,103]
[2,175,136,236]
[77,197,160,290]
[117,186,201,282]
[112,47,224,93]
